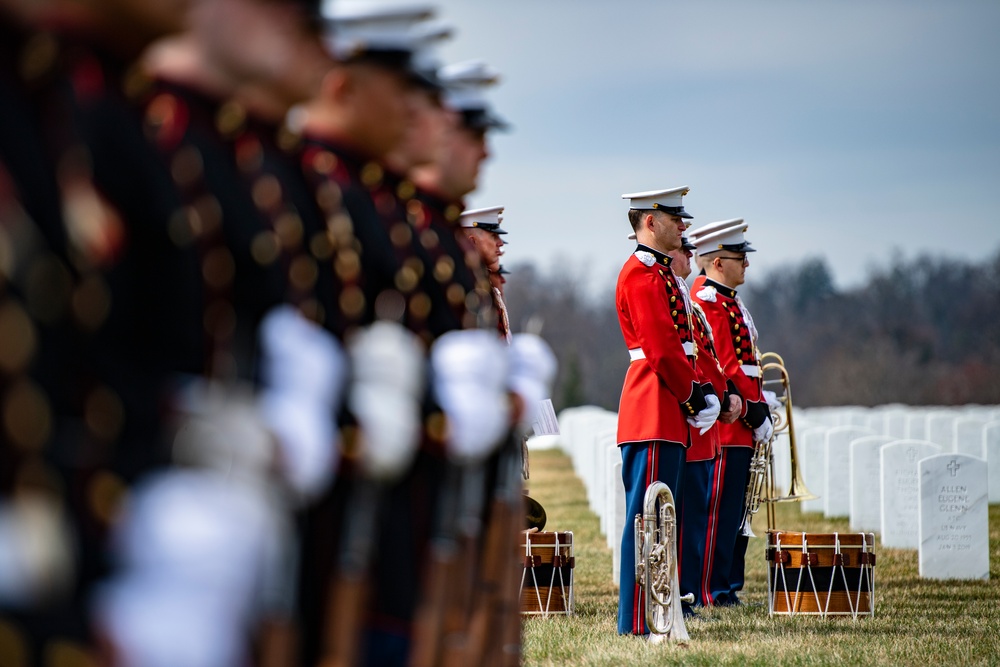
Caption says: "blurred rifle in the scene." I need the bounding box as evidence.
[322,477,381,667]
[461,435,523,667]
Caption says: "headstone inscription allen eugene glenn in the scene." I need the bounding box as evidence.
[918,453,989,580]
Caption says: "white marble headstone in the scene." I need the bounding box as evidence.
[589,424,616,514]
[985,421,1000,504]
[611,457,625,587]
[954,417,988,459]
[865,410,887,436]
[802,407,837,427]
[927,412,957,452]
[824,426,875,518]
[846,408,872,428]
[885,407,908,439]
[770,430,791,497]
[800,428,827,513]
[918,453,989,580]
[572,413,593,492]
[603,442,619,545]
[881,440,942,549]
[906,412,928,440]
[555,407,576,454]
[849,435,895,531]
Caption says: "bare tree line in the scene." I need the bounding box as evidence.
[504,248,1000,411]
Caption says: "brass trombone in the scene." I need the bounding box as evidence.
[738,353,816,536]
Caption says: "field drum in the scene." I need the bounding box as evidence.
[518,531,574,616]
[766,531,875,619]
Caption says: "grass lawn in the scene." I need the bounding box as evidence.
[522,448,1000,666]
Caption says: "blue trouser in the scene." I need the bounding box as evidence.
[679,458,714,607]
[617,441,685,635]
[704,447,752,605]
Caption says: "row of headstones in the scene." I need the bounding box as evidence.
[792,406,1000,520]
[553,406,626,586]
[552,404,996,583]
[798,404,1000,456]
[791,406,997,580]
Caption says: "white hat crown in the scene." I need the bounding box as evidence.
[688,218,755,254]
[321,2,436,60]
[459,205,504,229]
[621,186,692,218]
[439,60,501,111]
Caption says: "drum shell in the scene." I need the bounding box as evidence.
[518,531,574,615]
[767,531,874,616]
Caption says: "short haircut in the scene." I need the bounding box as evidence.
[627,208,646,231]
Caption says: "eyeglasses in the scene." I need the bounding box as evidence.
[716,256,748,264]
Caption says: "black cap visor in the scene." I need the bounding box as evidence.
[651,203,692,219]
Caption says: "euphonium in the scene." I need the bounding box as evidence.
[738,355,816,537]
[634,482,693,642]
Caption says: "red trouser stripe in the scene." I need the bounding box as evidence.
[634,443,657,634]
[702,450,726,605]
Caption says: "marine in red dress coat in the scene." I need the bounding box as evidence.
[615,187,721,635]
[689,218,773,606]
[667,240,742,612]
[616,246,707,445]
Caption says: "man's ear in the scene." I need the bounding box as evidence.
[644,212,656,233]
[319,65,352,105]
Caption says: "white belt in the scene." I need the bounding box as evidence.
[629,343,694,362]
[741,363,761,377]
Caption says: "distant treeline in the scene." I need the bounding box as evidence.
[503,249,1000,412]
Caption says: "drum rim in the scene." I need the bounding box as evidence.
[766,530,875,546]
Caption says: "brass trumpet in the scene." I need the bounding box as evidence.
[738,353,816,537]
[634,482,693,642]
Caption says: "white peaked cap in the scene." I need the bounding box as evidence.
[439,60,509,130]
[321,2,435,60]
[621,186,692,218]
[439,60,500,109]
[410,22,453,75]
[459,205,504,229]
[688,218,756,254]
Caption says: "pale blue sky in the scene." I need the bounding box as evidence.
[433,1,1000,294]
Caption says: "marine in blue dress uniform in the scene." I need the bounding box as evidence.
[614,187,721,635]
[666,238,743,613]
[689,219,773,607]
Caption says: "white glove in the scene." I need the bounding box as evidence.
[762,389,782,412]
[431,330,510,464]
[507,333,557,429]
[259,305,347,500]
[0,495,74,607]
[347,321,426,481]
[686,393,721,435]
[754,415,774,444]
[95,471,291,667]
[173,381,274,483]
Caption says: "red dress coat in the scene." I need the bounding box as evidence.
[616,249,702,447]
[687,300,727,461]
[691,275,762,448]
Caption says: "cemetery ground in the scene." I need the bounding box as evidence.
[522,448,1000,667]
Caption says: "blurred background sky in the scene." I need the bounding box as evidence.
[431,0,1000,296]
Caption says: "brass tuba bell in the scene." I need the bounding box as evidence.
[634,482,693,642]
